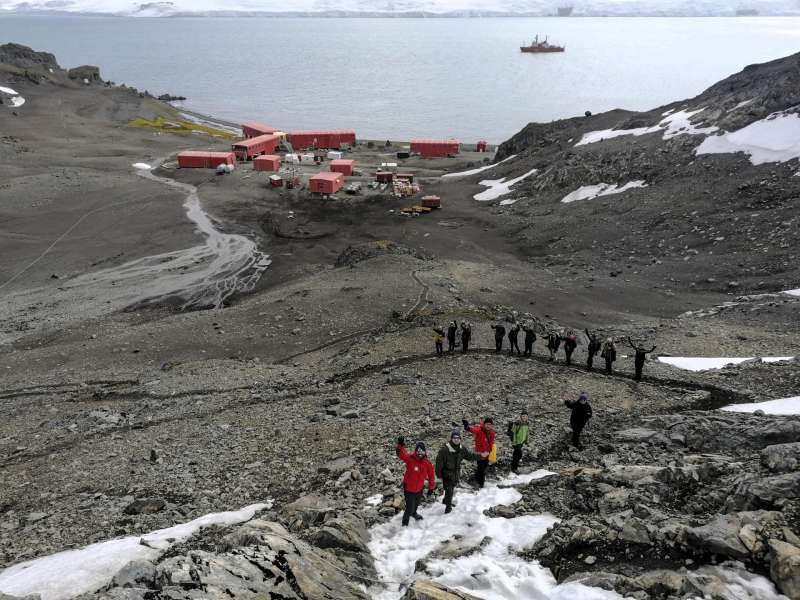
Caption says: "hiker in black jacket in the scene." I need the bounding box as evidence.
[460,322,471,354]
[561,332,578,366]
[585,329,601,371]
[628,337,657,381]
[546,332,561,361]
[447,321,458,352]
[601,338,617,374]
[565,392,593,450]
[508,324,522,355]
[491,324,506,353]
[523,324,536,357]
[435,429,476,514]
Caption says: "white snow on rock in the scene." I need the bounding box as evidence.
[442,154,516,179]
[696,112,800,165]
[365,493,384,507]
[658,356,794,371]
[368,470,629,600]
[784,288,800,296]
[576,108,717,146]
[0,86,25,108]
[7,95,25,107]
[132,162,153,170]
[692,563,791,600]
[0,503,269,600]
[499,198,517,205]
[474,167,537,202]
[721,396,800,416]
[561,180,647,203]
[0,86,18,95]
[729,99,754,112]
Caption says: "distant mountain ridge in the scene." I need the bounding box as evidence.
[2,0,800,17]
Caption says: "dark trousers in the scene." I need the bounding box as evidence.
[448,337,456,351]
[524,341,533,356]
[605,357,613,374]
[435,340,443,356]
[402,490,422,525]
[462,338,469,353]
[565,350,573,365]
[635,359,644,380]
[511,445,523,472]
[587,353,596,370]
[476,458,489,488]
[442,478,456,511]
[510,339,521,354]
[571,425,585,448]
[495,338,503,352]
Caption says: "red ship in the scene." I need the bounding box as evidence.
[520,35,565,53]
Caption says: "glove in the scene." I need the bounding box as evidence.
[462,419,470,431]
[397,436,405,446]
[427,489,434,498]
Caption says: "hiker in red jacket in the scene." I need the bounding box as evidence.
[396,437,436,526]
[462,417,495,488]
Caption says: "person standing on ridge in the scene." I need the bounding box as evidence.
[460,321,472,354]
[546,331,561,361]
[491,323,506,353]
[564,392,593,450]
[395,437,436,526]
[585,329,601,371]
[433,324,445,357]
[462,417,495,488]
[562,331,578,366]
[508,324,522,356]
[507,411,530,473]
[447,321,458,352]
[523,323,537,357]
[435,429,476,514]
[628,337,657,381]
[601,337,617,374]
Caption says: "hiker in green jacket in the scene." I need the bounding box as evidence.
[435,429,476,514]
[507,412,530,474]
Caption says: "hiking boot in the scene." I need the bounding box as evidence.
[412,513,423,521]
[444,506,452,514]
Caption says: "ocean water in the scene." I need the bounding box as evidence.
[2,15,799,141]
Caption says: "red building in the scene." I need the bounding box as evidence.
[177,151,236,169]
[309,172,344,195]
[410,139,460,158]
[253,155,281,172]
[288,131,356,151]
[241,122,279,139]
[476,140,488,152]
[330,159,355,176]
[232,134,281,161]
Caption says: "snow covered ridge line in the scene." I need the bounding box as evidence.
[561,180,647,204]
[474,167,537,202]
[576,108,718,146]
[441,154,515,179]
[0,503,270,600]
[721,396,800,416]
[695,111,800,166]
[658,356,795,372]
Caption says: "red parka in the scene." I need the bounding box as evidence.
[396,445,436,493]
[468,423,496,455]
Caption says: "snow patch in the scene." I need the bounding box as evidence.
[499,198,517,205]
[474,167,537,202]
[721,396,800,416]
[658,356,794,372]
[132,162,152,170]
[368,470,629,600]
[7,95,25,107]
[0,503,269,600]
[576,108,717,146]
[442,154,516,179]
[0,86,18,95]
[784,288,800,296]
[696,112,800,165]
[365,494,384,507]
[729,99,754,112]
[561,180,647,203]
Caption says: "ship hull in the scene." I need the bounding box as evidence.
[520,47,565,53]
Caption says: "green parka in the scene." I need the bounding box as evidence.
[435,442,476,484]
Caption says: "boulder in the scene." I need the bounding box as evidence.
[685,514,750,559]
[309,515,370,553]
[402,580,482,600]
[614,428,671,446]
[318,456,355,475]
[109,560,156,588]
[761,442,800,473]
[726,472,800,510]
[123,498,165,515]
[68,65,102,82]
[281,495,334,527]
[769,539,800,599]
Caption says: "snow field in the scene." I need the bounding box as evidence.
[721,396,800,416]
[474,167,538,202]
[561,180,647,203]
[576,108,717,146]
[696,112,800,165]
[0,86,25,108]
[0,503,270,600]
[442,154,516,179]
[132,162,153,170]
[368,470,630,600]
[658,356,794,371]
[784,288,800,296]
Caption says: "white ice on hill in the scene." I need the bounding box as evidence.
[0,86,17,95]
[658,356,795,371]
[442,154,516,179]
[576,108,718,146]
[561,180,647,203]
[368,470,630,600]
[132,162,153,170]
[696,112,800,165]
[474,167,538,202]
[0,86,25,108]
[0,503,269,600]
[785,288,800,296]
[721,396,800,416]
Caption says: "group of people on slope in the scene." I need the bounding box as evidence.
[433,321,657,381]
[394,394,593,526]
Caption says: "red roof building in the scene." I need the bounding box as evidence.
[232,134,281,160]
[410,139,460,158]
[177,151,236,169]
[288,131,356,151]
[242,122,278,138]
[330,159,355,176]
[253,154,281,172]
[309,172,344,195]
